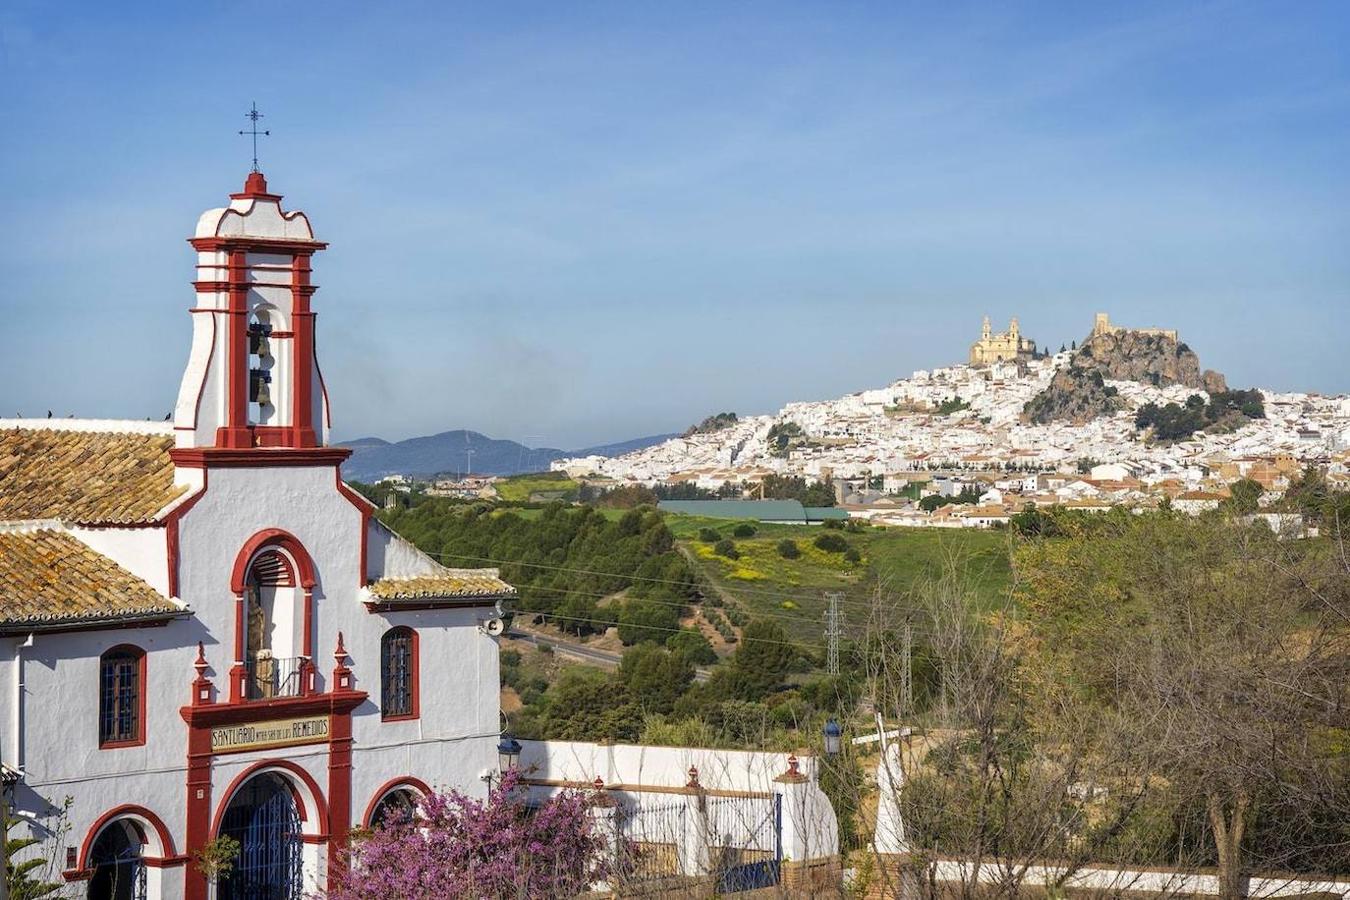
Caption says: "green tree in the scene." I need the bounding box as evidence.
[712,620,798,701]
[540,669,642,741]
[813,533,849,554]
[666,629,716,665]
[617,599,682,645]
[712,539,739,559]
[618,644,695,715]
[776,538,800,559]
[1225,478,1264,514]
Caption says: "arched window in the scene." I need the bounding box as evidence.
[369,788,419,827]
[243,548,302,699]
[380,628,418,720]
[99,647,145,748]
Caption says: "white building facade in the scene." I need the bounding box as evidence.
[0,171,515,900]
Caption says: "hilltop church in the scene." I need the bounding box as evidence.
[968,315,1037,365]
[0,171,516,899]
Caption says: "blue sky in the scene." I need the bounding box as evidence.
[2,2,1347,447]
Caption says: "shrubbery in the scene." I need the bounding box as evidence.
[377,501,698,636]
[814,532,850,554]
[1135,389,1265,442]
[777,539,801,559]
[666,629,717,665]
[713,539,740,559]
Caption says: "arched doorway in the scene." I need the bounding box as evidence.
[218,773,304,900]
[87,820,147,900]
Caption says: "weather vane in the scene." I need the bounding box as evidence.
[239,102,270,172]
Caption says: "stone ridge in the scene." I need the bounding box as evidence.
[1023,329,1228,425]
[1076,329,1227,393]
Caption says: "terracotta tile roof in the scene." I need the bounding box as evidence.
[367,568,516,603]
[0,529,180,630]
[0,426,185,525]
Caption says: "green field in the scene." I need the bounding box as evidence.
[669,514,1012,644]
[493,473,580,503]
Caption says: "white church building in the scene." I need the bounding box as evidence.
[0,171,517,899]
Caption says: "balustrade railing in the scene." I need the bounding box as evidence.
[245,655,307,700]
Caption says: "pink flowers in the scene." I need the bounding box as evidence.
[324,770,609,899]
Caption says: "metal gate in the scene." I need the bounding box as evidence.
[617,798,687,881]
[88,820,147,900]
[218,773,305,900]
[708,794,782,893]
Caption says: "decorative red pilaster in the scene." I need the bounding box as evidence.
[300,588,316,696]
[331,632,353,692]
[229,592,247,703]
[191,643,214,707]
[327,632,356,885]
[302,589,315,660]
[291,253,318,448]
[218,249,252,448]
[183,717,213,900]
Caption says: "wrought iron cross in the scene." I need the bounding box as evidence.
[239,102,270,172]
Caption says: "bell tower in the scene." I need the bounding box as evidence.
[173,172,330,450]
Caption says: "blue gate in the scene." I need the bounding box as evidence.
[710,794,782,893]
[218,773,305,900]
[88,820,147,900]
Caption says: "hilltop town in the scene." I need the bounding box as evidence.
[553,313,1350,526]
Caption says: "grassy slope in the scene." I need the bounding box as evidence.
[493,473,580,502]
[669,514,1012,643]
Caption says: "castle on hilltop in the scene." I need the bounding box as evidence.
[969,315,1037,365]
[1090,312,1177,341]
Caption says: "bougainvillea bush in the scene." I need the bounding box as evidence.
[324,770,609,899]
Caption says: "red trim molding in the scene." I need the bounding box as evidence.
[335,474,373,586]
[74,804,180,874]
[230,528,318,593]
[170,447,351,468]
[362,776,433,828]
[365,597,509,613]
[180,688,366,900]
[210,759,330,844]
[380,627,420,722]
[180,688,365,728]
[164,474,209,598]
[189,236,327,252]
[98,645,147,749]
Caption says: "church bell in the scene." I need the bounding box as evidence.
[249,369,272,405]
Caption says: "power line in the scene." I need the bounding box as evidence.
[414,547,962,643]
[418,546,901,610]
[824,591,845,676]
[529,612,826,652]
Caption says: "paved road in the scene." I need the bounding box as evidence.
[506,629,712,682]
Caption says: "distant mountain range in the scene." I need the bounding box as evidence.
[337,430,678,481]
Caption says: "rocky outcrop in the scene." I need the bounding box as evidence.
[1023,366,1125,425]
[1022,328,1228,425]
[1074,330,1226,392]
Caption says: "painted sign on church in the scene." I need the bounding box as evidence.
[210,715,331,754]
